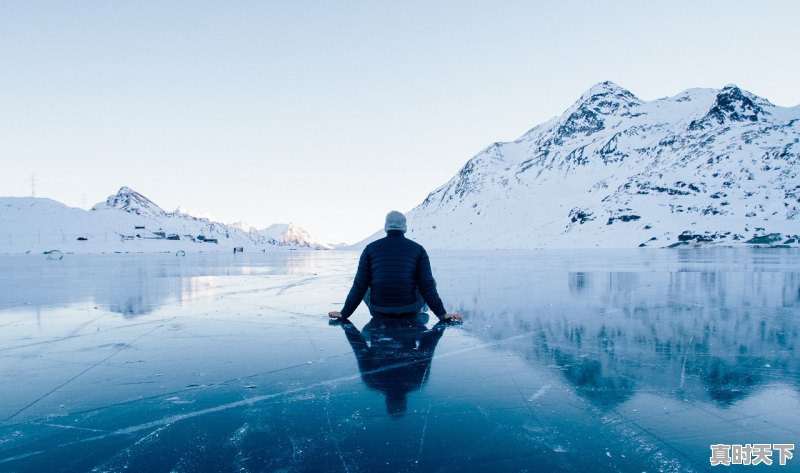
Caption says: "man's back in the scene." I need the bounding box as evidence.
[365,231,425,309]
[340,230,446,317]
[330,210,460,322]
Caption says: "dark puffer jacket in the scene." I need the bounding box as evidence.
[340,231,446,318]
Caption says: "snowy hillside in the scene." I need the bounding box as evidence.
[357,82,799,249]
[0,187,329,254]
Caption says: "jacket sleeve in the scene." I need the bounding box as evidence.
[340,248,371,318]
[415,248,447,317]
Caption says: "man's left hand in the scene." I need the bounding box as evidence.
[328,311,343,319]
[442,312,463,322]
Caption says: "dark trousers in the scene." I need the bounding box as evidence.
[363,288,428,316]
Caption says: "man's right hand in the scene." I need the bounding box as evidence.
[441,313,463,322]
[328,311,343,319]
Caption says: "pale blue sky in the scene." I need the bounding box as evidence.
[1,1,798,243]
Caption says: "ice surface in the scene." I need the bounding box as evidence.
[1,249,798,472]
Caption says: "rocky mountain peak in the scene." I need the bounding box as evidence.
[710,85,765,122]
[689,84,767,130]
[553,81,643,143]
[575,81,641,112]
[583,80,633,97]
[92,187,166,218]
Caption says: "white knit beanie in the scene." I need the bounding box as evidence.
[384,210,407,233]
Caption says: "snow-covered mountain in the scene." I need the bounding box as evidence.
[357,82,799,249]
[0,187,329,253]
[259,223,321,247]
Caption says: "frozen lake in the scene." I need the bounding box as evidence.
[1,249,798,472]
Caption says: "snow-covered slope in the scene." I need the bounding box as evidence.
[0,187,329,253]
[356,82,800,249]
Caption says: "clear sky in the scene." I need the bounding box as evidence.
[1,1,798,244]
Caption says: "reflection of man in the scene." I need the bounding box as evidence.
[329,211,462,322]
[333,315,451,418]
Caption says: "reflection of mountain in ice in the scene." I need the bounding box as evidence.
[436,249,800,407]
[0,252,327,316]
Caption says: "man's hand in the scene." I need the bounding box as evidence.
[441,312,463,322]
[328,311,343,319]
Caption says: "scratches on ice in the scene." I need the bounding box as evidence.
[2,321,170,422]
[34,423,108,433]
[528,383,552,402]
[275,276,319,296]
[0,319,166,354]
[0,450,46,465]
[679,335,694,389]
[413,406,431,471]
[13,330,540,457]
[324,392,351,473]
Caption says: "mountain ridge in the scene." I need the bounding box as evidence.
[353,82,799,249]
[0,187,331,254]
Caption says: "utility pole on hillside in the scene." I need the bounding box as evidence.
[31,174,37,197]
